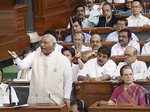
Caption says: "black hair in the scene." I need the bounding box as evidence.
[120,64,133,76]
[117,18,128,26]
[132,0,144,8]
[102,2,113,10]
[97,46,111,58]
[75,4,86,13]
[61,47,76,57]
[118,28,132,40]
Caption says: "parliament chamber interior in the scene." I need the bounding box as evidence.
[0,0,150,112]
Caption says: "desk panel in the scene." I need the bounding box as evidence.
[0,105,67,112]
[89,102,150,112]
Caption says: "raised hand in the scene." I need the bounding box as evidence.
[8,50,18,59]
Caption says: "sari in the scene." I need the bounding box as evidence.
[110,83,148,106]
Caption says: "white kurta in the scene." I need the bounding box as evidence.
[115,60,148,80]
[111,40,140,56]
[0,83,19,106]
[127,14,150,27]
[106,31,139,42]
[141,41,150,55]
[14,48,73,105]
[77,58,117,78]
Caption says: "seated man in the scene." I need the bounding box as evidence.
[141,40,150,55]
[111,29,140,56]
[96,2,118,27]
[102,65,148,106]
[73,33,91,52]
[65,19,91,44]
[90,34,102,52]
[81,34,102,62]
[115,46,148,80]
[106,18,139,42]
[73,4,100,28]
[0,72,19,106]
[78,46,117,81]
[127,0,150,27]
[85,0,101,25]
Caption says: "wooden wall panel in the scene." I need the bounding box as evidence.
[0,5,30,62]
[33,0,84,34]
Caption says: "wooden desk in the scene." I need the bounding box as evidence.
[111,56,150,64]
[75,81,116,106]
[75,81,150,106]
[0,104,67,112]
[56,27,150,41]
[88,102,150,112]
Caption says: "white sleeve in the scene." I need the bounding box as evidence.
[131,42,140,54]
[131,33,139,42]
[114,62,125,77]
[14,52,35,69]
[11,87,19,104]
[103,61,117,77]
[134,62,148,80]
[141,45,147,55]
[77,61,90,77]
[111,46,117,56]
[63,58,73,99]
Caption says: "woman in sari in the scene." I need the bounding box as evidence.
[107,64,148,106]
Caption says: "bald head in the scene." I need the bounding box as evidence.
[125,46,137,56]
[124,46,137,64]
[90,34,102,50]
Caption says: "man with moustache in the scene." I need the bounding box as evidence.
[8,34,73,107]
[77,46,117,81]
[111,29,140,56]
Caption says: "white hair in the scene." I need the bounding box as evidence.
[42,34,57,48]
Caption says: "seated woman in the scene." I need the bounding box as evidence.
[0,72,19,106]
[101,64,148,106]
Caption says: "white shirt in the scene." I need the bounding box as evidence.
[115,60,148,80]
[106,31,139,42]
[127,14,150,27]
[55,44,63,53]
[141,41,150,55]
[107,0,126,3]
[14,48,73,103]
[73,45,92,52]
[111,40,140,56]
[0,83,19,106]
[83,4,101,28]
[78,58,117,78]
[72,63,80,81]
[148,66,150,77]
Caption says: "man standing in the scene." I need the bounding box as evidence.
[8,34,73,106]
